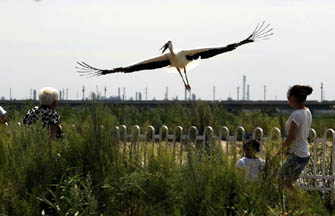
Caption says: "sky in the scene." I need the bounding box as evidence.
[0,0,334,101]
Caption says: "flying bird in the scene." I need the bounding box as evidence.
[77,22,273,90]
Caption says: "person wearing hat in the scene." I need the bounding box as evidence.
[23,87,63,139]
[0,106,8,125]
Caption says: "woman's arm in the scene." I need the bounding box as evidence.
[277,121,298,155]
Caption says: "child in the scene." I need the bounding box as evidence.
[236,139,265,180]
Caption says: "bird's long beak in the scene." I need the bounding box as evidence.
[160,42,169,54]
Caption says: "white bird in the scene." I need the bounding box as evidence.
[77,22,273,90]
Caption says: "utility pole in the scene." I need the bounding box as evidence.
[321,82,324,102]
[264,85,267,101]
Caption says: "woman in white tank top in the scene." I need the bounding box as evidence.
[277,85,313,190]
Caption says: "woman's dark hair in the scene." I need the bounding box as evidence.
[243,139,260,152]
[287,85,313,103]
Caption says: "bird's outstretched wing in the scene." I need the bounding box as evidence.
[77,54,171,77]
[184,21,273,61]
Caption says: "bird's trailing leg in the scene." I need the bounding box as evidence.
[177,68,190,90]
[183,67,191,90]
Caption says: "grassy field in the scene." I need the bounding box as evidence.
[0,102,335,215]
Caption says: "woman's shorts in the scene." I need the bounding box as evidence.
[280,153,310,182]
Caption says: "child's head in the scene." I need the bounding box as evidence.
[243,139,260,158]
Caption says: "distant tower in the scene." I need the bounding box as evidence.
[33,89,37,101]
[139,92,142,101]
[192,93,196,101]
[122,87,125,100]
[104,86,107,99]
[213,86,216,101]
[30,88,32,99]
[96,85,99,98]
[264,85,267,101]
[63,89,65,100]
[66,88,68,100]
[237,87,240,101]
[321,82,324,102]
[82,86,85,100]
[145,87,148,100]
[247,85,250,101]
[9,88,12,100]
[184,88,187,101]
[165,86,168,100]
[242,75,246,100]
[118,87,121,99]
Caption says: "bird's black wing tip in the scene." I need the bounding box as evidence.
[76,61,105,77]
[245,21,274,43]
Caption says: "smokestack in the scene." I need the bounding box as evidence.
[145,87,148,100]
[264,85,267,101]
[247,85,250,101]
[242,75,246,100]
[104,86,107,99]
[213,86,216,101]
[123,87,125,101]
[82,86,85,100]
[165,86,168,100]
[237,86,240,101]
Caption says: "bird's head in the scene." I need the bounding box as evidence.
[160,41,172,54]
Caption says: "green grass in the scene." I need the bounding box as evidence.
[0,102,334,215]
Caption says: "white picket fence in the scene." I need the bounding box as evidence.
[112,125,335,192]
[4,123,335,191]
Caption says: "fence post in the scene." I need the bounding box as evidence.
[218,126,230,160]
[233,126,245,162]
[252,127,264,158]
[120,125,127,160]
[188,126,198,161]
[171,126,183,165]
[323,129,335,178]
[144,126,155,167]
[202,126,214,158]
[131,125,140,162]
[159,125,169,155]
[309,129,318,178]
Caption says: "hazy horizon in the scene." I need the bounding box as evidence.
[1,0,334,101]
